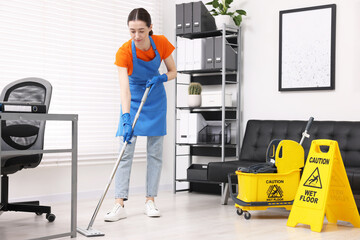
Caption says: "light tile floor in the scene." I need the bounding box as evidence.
[1,191,360,240]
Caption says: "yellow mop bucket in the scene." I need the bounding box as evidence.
[228,139,305,219]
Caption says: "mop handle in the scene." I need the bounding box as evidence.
[299,117,314,146]
[86,87,151,230]
[132,87,150,129]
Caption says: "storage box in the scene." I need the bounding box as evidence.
[198,121,231,144]
[190,182,221,195]
[187,164,208,181]
[201,92,232,107]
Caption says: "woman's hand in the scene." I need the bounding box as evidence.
[121,113,133,143]
[146,74,168,88]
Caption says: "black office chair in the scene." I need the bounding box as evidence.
[0,77,55,222]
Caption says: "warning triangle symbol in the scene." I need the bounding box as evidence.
[304,167,322,189]
[267,185,283,198]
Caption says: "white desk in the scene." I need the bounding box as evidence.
[0,112,78,239]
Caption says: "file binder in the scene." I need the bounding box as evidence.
[0,102,46,113]
[177,112,207,144]
[185,38,194,70]
[214,36,237,70]
[176,37,186,71]
[192,1,217,33]
[205,37,214,69]
[188,113,207,144]
[178,111,189,144]
[193,38,206,70]
[184,2,193,34]
[176,3,184,35]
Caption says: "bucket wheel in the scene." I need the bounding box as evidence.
[236,209,243,216]
[244,211,251,220]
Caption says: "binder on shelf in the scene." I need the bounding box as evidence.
[178,111,189,144]
[184,2,193,34]
[176,37,186,71]
[177,112,207,144]
[192,1,217,33]
[188,113,207,144]
[185,38,194,70]
[193,38,206,70]
[0,102,46,113]
[205,37,214,69]
[176,3,185,35]
[214,36,237,70]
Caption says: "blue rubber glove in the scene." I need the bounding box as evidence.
[121,113,133,143]
[146,74,168,88]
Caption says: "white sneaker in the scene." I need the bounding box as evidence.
[104,203,127,222]
[144,200,161,217]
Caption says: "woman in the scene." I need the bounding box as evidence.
[104,8,176,222]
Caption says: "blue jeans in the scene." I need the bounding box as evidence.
[115,136,164,200]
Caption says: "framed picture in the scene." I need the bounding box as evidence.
[279,4,336,91]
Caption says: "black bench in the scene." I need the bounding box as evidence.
[207,120,360,204]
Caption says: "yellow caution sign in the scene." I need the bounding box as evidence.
[287,140,360,232]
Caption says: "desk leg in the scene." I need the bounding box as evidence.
[71,117,78,238]
[0,121,2,210]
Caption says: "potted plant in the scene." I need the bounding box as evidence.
[206,0,246,28]
[188,82,202,108]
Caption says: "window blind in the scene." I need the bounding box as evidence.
[0,0,163,166]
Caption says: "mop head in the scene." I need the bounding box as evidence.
[77,227,105,237]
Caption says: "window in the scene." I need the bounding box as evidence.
[0,0,163,166]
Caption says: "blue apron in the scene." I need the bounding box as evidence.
[116,36,167,137]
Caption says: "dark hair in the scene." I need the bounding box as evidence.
[127,8,153,36]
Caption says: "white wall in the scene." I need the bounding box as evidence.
[239,0,360,124]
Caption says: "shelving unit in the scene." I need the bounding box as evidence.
[174,25,241,196]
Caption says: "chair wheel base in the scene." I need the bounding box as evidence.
[46,213,56,222]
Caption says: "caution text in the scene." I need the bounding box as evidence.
[309,157,330,165]
[266,180,284,184]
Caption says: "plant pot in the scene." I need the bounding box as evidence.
[215,15,235,29]
[188,94,201,108]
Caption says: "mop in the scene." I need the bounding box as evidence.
[77,87,151,237]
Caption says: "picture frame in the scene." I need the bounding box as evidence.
[279,4,336,91]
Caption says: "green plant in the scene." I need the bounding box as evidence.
[188,82,202,95]
[206,0,246,26]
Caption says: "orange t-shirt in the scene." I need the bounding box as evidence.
[114,35,175,76]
